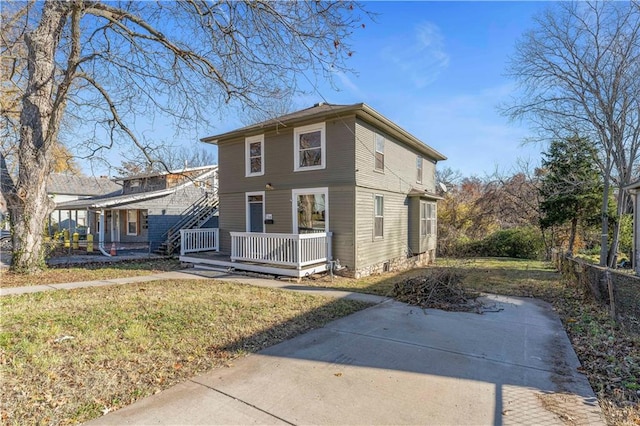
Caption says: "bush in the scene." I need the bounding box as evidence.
[452,227,544,260]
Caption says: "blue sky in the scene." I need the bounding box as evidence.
[290,1,551,177]
[92,1,551,178]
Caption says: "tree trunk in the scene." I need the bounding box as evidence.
[9,2,69,273]
[607,187,629,268]
[568,216,578,256]
[599,158,612,266]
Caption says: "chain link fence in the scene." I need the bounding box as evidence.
[552,250,640,334]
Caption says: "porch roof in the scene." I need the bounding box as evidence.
[407,188,444,200]
[54,168,216,211]
[624,179,640,193]
[54,188,172,210]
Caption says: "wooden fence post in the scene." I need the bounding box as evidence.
[605,268,616,321]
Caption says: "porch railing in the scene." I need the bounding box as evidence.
[180,228,219,255]
[230,232,332,269]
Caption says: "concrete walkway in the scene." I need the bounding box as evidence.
[0,268,387,304]
[2,267,605,425]
[86,293,604,425]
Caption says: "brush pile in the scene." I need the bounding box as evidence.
[393,269,481,312]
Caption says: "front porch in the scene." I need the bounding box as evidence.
[179,229,333,278]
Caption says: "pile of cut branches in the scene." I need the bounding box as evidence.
[393,270,481,312]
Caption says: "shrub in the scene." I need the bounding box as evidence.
[481,227,543,259]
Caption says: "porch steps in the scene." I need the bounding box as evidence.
[156,191,218,255]
[179,254,329,279]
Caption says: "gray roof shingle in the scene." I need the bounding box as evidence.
[47,173,121,196]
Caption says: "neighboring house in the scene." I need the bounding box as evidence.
[48,173,121,234]
[54,165,218,254]
[625,179,640,274]
[181,102,446,278]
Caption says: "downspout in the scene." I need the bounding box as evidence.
[98,208,111,257]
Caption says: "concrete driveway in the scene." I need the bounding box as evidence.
[87,294,604,425]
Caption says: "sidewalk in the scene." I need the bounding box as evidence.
[0,267,388,304]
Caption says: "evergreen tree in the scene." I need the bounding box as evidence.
[539,137,602,254]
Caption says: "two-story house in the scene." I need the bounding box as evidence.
[182,103,445,278]
[54,165,218,255]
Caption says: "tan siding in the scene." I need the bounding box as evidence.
[218,192,245,253]
[328,185,355,269]
[355,120,437,194]
[264,190,293,234]
[218,118,356,196]
[354,187,409,270]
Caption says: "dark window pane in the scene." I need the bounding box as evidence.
[299,131,321,149]
[375,152,384,170]
[297,193,326,232]
[374,217,383,237]
[250,142,261,157]
[300,148,321,167]
[250,157,261,173]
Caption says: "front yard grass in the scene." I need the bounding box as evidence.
[0,258,181,288]
[307,257,563,297]
[0,280,371,425]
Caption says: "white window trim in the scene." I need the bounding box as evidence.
[421,201,437,237]
[373,194,384,239]
[291,187,329,233]
[293,122,326,172]
[126,209,138,236]
[245,191,265,232]
[375,133,385,172]
[245,134,264,177]
[416,156,423,184]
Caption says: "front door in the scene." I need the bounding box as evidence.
[246,192,264,233]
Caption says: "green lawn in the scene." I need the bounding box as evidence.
[0,258,182,288]
[0,280,371,425]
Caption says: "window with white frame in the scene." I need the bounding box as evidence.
[294,123,325,171]
[421,201,436,237]
[127,209,138,235]
[416,156,423,184]
[292,187,328,233]
[374,194,384,238]
[245,134,264,177]
[375,133,384,171]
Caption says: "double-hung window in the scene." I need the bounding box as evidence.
[245,135,264,177]
[375,133,384,171]
[294,123,325,171]
[420,201,436,237]
[127,210,138,235]
[416,156,423,184]
[374,194,384,238]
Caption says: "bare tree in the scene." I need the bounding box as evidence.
[504,1,640,266]
[0,1,366,272]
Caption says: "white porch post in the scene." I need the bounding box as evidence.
[98,208,110,257]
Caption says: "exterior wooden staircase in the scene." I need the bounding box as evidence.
[157,191,219,255]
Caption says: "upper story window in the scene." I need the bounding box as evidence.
[294,123,326,172]
[375,133,385,171]
[245,135,264,177]
[416,156,423,184]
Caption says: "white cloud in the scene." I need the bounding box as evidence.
[381,22,450,88]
